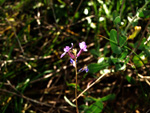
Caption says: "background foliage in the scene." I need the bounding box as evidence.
[0,0,150,113]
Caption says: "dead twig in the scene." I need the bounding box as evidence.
[72,73,107,102]
[5,18,25,55]
[137,74,150,86]
[0,88,52,107]
[0,80,52,108]
[68,0,83,27]
[137,74,150,80]
[0,55,53,71]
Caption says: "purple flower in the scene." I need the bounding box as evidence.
[79,42,87,51]
[77,42,87,57]
[79,66,89,73]
[60,43,75,59]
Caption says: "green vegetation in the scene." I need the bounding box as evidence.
[0,0,150,112]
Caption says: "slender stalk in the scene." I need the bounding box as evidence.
[73,49,79,113]
[124,1,149,34]
[75,59,79,113]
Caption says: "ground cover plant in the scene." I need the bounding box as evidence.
[0,0,150,113]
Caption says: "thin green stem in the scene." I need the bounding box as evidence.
[120,1,149,48]
[124,1,149,34]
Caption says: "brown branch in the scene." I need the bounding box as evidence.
[0,88,52,107]
[68,0,83,28]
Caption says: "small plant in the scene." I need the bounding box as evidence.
[61,41,89,113]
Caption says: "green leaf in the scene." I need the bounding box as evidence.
[138,38,147,50]
[0,0,5,5]
[109,57,118,64]
[126,75,136,84]
[79,105,89,111]
[145,46,150,58]
[66,82,81,91]
[112,10,119,20]
[90,49,101,57]
[84,100,103,113]
[114,16,121,25]
[64,96,76,107]
[110,29,122,54]
[88,62,109,73]
[115,62,126,71]
[133,54,148,67]
[119,35,127,47]
[120,50,128,59]
[58,0,66,5]
[101,94,116,101]
[139,10,150,18]
[84,97,100,102]
[133,56,144,67]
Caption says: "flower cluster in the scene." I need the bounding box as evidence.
[60,42,89,73]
